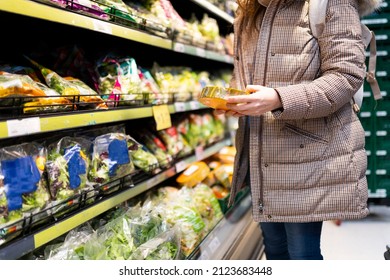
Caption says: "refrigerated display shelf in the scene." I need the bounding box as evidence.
[0,138,232,260]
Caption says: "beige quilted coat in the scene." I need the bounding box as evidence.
[229,0,382,222]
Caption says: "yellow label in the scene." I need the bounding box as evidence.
[152,105,172,130]
[35,156,46,171]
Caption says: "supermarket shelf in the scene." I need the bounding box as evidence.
[189,0,234,24]
[0,0,171,50]
[0,101,208,139]
[172,42,234,64]
[0,139,231,260]
[0,0,233,64]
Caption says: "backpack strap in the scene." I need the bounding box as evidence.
[308,0,328,38]
[309,0,382,112]
[362,24,382,102]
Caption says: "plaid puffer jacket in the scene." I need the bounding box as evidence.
[229,0,382,222]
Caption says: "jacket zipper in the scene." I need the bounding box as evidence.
[258,3,280,216]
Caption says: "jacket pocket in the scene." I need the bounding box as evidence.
[280,122,330,163]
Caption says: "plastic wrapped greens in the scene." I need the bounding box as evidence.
[94,55,144,106]
[191,183,223,232]
[46,136,92,202]
[126,135,159,173]
[44,223,95,260]
[88,133,136,185]
[147,186,206,257]
[0,142,50,245]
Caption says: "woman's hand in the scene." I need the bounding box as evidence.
[223,85,282,116]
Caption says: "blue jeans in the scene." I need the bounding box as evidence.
[260,221,324,260]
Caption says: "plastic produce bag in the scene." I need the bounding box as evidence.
[44,223,95,260]
[95,55,144,106]
[147,186,206,257]
[0,142,50,245]
[46,136,92,201]
[126,135,159,173]
[135,129,173,168]
[88,133,136,185]
[27,57,107,110]
[191,183,223,232]
[128,228,181,260]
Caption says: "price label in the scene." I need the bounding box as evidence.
[189,101,200,110]
[196,47,206,57]
[7,117,41,137]
[173,43,185,53]
[93,20,112,35]
[152,105,172,130]
[225,55,234,63]
[174,102,186,112]
[208,237,221,253]
[175,161,188,173]
[195,146,204,160]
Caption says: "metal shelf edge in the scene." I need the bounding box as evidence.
[189,0,234,24]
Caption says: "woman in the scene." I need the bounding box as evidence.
[217,0,382,260]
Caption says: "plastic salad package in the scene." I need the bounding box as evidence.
[147,186,206,257]
[44,223,95,260]
[135,129,173,169]
[0,142,51,245]
[83,213,134,260]
[46,136,94,214]
[126,134,159,173]
[95,55,144,106]
[65,0,110,20]
[89,132,136,185]
[26,57,107,110]
[190,183,223,233]
[82,201,176,260]
[151,63,193,102]
[128,227,181,260]
[138,67,169,105]
[95,0,137,26]
[123,0,171,38]
[156,126,184,159]
[188,113,206,148]
[0,71,74,114]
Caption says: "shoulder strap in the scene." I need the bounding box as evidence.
[309,0,382,112]
[308,0,328,38]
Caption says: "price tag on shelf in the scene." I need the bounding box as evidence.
[208,237,221,253]
[173,43,185,53]
[175,161,188,173]
[7,117,41,137]
[195,146,204,161]
[224,55,234,64]
[196,47,206,57]
[174,102,186,112]
[152,105,172,130]
[189,101,200,110]
[93,20,112,35]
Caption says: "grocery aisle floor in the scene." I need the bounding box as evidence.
[321,204,390,260]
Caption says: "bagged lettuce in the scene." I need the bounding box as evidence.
[88,133,136,184]
[0,142,50,245]
[46,136,92,201]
